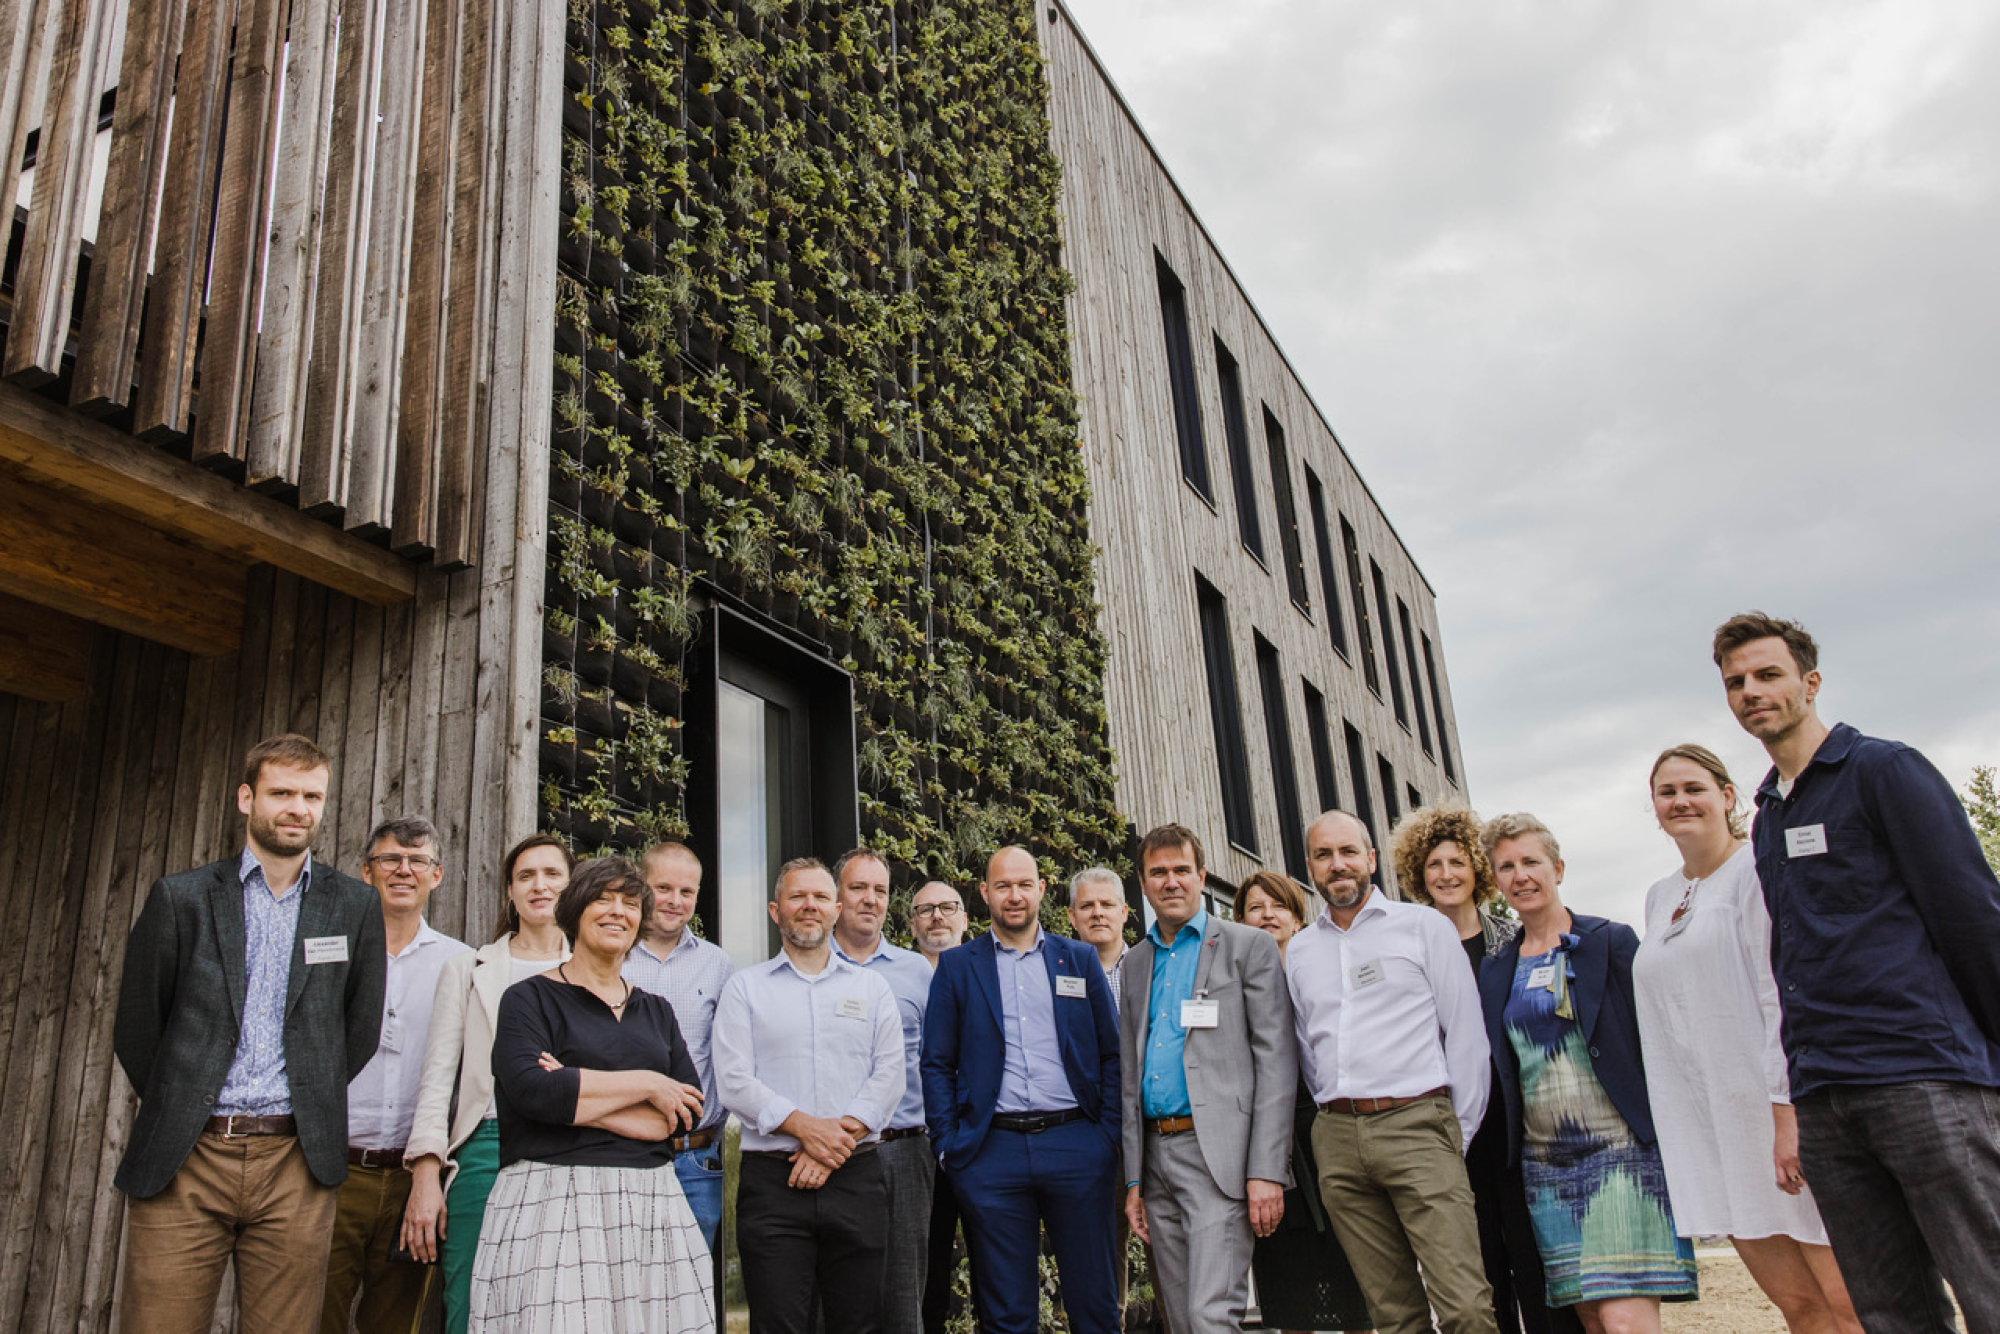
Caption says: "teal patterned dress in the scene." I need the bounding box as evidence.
[1504,942,1697,1306]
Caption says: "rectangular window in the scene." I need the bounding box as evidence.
[1341,515,1380,696]
[1379,754,1401,828]
[1407,783,1424,814]
[1372,560,1409,728]
[1397,597,1432,756]
[1255,635,1308,880]
[1302,680,1341,814]
[1262,407,1310,613]
[1197,575,1258,853]
[1156,255,1211,500]
[1423,633,1458,785]
[1343,720,1378,850]
[1214,338,1264,562]
[1304,466,1348,660]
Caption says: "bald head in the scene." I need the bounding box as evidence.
[980,846,1045,945]
[1306,809,1371,851]
[1305,809,1377,916]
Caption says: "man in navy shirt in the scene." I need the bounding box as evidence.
[1715,611,2000,1331]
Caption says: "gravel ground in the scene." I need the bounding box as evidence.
[1662,1249,1789,1334]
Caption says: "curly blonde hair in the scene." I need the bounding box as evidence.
[1390,806,1500,909]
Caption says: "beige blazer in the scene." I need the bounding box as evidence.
[405,934,568,1183]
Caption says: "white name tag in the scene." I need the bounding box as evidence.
[1180,998,1219,1029]
[835,995,867,1020]
[1055,974,1088,998]
[1526,964,1556,991]
[379,1015,401,1054]
[303,935,349,965]
[1350,959,1385,989]
[1786,824,1828,858]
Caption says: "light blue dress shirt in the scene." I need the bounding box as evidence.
[624,929,736,1130]
[215,847,311,1116]
[834,936,934,1130]
[1142,908,1208,1119]
[994,928,1079,1113]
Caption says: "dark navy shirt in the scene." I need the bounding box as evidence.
[1752,723,2000,1097]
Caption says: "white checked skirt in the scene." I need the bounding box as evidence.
[468,1160,715,1333]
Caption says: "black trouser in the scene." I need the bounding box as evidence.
[1468,1100,1579,1334]
[923,1160,969,1334]
[740,1150,889,1334]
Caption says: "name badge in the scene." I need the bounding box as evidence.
[1180,998,1219,1029]
[379,1015,401,1054]
[1785,824,1828,858]
[1350,959,1385,989]
[835,995,867,1020]
[1526,964,1556,992]
[303,935,349,965]
[1055,974,1088,999]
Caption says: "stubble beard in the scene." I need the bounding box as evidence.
[780,920,828,951]
[1321,876,1367,910]
[249,811,314,856]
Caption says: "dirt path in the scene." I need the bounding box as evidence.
[1663,1250,1788,1333]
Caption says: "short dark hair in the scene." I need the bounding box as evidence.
[1234,871,1310,926]
[1713,611,1818,675]
[556,856,653,950]
[1137,823,1205,873]
[242,734,330,789]
[497,833,574,940]
[367,816,439,856]
[832,846,889,886]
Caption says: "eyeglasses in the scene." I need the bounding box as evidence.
[369,853,440,872]
[911,903,963,920]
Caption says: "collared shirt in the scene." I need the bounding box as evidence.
[712,951,904,1153]
[624,929,736,1130]
[833,935,934,1130]
[1099,943,1128,1022]
[1142,910,1208,1119]
[348,921,470,1149]
[216,848,313,1116]
[1286,889,1491,1150]
[994,928,1079,1113]
[1752,722,2000,1096]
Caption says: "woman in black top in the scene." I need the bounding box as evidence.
[469,856,712,1333]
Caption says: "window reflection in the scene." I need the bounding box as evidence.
[717,679,775,968]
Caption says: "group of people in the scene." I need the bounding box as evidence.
[106,610,1998,1334]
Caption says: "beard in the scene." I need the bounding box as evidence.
[248,810,315,856]
[780,918,829,950]
[1320,875,1368,909]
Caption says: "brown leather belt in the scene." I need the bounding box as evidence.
[1319,1086,1449,1115]
[669,1127,719,1153]
[879,1126,929,1143]
[348,1146,406,1168]
[1145,1115,1195,1136]
[206,1114,298,1137]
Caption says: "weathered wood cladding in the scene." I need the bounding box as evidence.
[1041,4,1467,892]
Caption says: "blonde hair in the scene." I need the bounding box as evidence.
[1390,806,1500,909]
[1480,812,1561,864]
[1650,743,1747,840]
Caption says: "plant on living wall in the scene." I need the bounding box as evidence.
[540,0,1128,890]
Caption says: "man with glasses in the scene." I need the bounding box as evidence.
[911,881,968,969]
[910,880,974,1334]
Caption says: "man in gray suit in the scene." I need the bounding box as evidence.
[113,733,386,1334]
[1120,823,1295,1334]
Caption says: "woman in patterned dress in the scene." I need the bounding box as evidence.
[1476,813,1697,1334]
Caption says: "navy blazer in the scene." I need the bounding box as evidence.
[921,929,1121,1171]
[1478,912,1655,1166]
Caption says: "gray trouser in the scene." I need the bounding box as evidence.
[878,1133,937,1334]
[1141,1127,1254,1334]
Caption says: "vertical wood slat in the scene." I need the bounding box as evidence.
[313,592,355,862]
[337,602,385,868]
[69,0,187,413]
[3,0,120,385]
[0,0,46,202]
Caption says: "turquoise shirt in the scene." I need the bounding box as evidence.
[1141,908,1209,1119]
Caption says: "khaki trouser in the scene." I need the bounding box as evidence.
[319,1163,433,1334]
[1311,1098,1498,1334]
[120,1132,340,1334]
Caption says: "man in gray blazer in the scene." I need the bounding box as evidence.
[113,733,386,1334]
[1120,823,1295,1334]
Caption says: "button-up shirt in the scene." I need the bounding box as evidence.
[713,951,903,1153]
[833,935,934,1130]
[624,929,736,1130]
[1142,910,1207,1119]
[994,928,1079,1113]
[1100,944,1128,1022]
[1752,722,2000,1096]
[348,921,469,1149]
[1286,889,1490,1150]
[216,848,313,1116]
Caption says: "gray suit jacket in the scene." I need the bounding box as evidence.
[1119,916,1295,1198]
[113,856,386,1197]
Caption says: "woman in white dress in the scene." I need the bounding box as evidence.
[1631,744,1862,1334]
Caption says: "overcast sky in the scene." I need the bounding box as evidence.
[1060,0,2000,930]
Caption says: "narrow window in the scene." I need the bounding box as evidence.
[1197,575,1258,852]
[1397,597,1432,756]
[1156,255,1211,499]
[1371,560,1408,728]
[1343,720,1378,851]
[1262,407,1310,613]
[1407,783,1424,814]
[1302,680,1341,814]
[1214,338,1264,562]
[1255,635,1308,880]
[1304,467,1348,659]
[1423,633,1458,785]
[1378,754,1401,828]
[1340,515,1380,696]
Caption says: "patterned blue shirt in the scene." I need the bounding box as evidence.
[215,848,311,1116]
[994,928,1079,1114]
[1142,909,1207,1118]
[834,935,935,1129]
[623,929,736,1131]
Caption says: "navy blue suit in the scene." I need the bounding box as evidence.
[921,930,1121,1334]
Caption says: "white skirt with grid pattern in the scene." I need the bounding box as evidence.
[468,1159,714,1333]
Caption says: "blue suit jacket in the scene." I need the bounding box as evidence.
[921,930,1122,1171]
[1478,912,1655,1166]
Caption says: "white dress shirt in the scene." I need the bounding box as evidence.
[713,950,904,1153]
[1285,889,1491,1150]
[624,929,736,1131]
[347,921,471,1150]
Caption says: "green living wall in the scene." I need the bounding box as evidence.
[540,0,1128,885]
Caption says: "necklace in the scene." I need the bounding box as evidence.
[1670,874,1701,925]
[558,963,631,1013]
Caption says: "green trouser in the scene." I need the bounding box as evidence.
[442,1121,501,1334]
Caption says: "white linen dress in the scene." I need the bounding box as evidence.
[1632,844,1829,1243]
